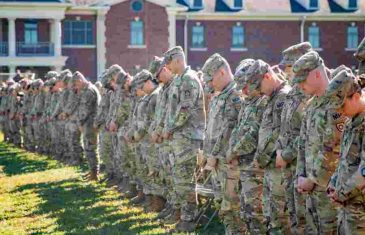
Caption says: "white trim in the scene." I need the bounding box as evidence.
[96,8,109,78]
[230,47,248,52]
[189,47,207,51]
[0,56,67,67]
[62,45,96,49]
[108,0,186,9]
[166,8,178,49]
[345,48,357,52]
[127,45,147,49]
[0,7,67,20]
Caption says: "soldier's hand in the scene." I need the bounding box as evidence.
[298,176,315,193]
[275,150,287,169]
[354,170,365,190]
[109,121,118,132]
[150,132,159,143]
[162,131,172,140]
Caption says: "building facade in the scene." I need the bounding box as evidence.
[0,0,364,81]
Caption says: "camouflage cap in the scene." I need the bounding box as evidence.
[234,58,255,89]
[44,71,59,80]
[107,64,123,76]
[326,70,358,109]
[45,77,57,87]
[354,37,365,75]
[115,70,129,86]
[330,65,352,79]
[245,59,270,92]
[131,69,153,89]
[292,51,323,84]
[202,53,229,82]
[280,42,313,67]
[149,56,164,78]
[31,79,44,90]
[163,46,184,64]
[59,69,72,83]
[72,71,85,81]
[201,53,228,83]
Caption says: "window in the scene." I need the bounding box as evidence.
[349,0,357,9]
[24,21,38,44]
[188,0,203,9]
[347,25,358,49]
[308,24,320,48]
[234,0,243,8]
[309,0,318,9]
[192,24,205,48]
[131,0,143,12]
[130,20,144,46]
[63,20,93,45]
[232,24,244,48]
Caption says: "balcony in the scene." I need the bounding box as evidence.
[16,42,54,56]
[0,42,8,56]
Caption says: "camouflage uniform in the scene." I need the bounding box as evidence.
[23,87,35,151]
[8,84,22,146]
[74,72,101,174]
[275,42,313,234]
[201,54,243,234]
[247,60,291,234]
[29,80,45,153]
[326,70,365,234]
[162,47,206,227]
[41,80,54,155]
[227,59,267,234]
[294,51,346,234]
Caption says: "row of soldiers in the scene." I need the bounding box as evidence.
[1,37,365,234]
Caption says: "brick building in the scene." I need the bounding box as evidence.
[0,0,364,81]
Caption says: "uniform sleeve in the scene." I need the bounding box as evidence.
[78,90,97,126]
[296,112,308,178]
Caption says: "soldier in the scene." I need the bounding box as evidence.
[241,60,290,234]
[8,83,22,146]
[294,51,346,234]
[325,69,365,234]
[161,46,206,232]
[29,79,45,153]
[201,53,243,234]
[274,42,312,234]
[148,56,177,218]
[94,70,113,180]
[72,71,101,180]
[40,79,52,155]
[226,59,268,234]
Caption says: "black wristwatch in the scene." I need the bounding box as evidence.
[361,167,365,177]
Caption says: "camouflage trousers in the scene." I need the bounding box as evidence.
[240,167,266,234]
[50,120,64,158]
[305,186,337,234]
[32,118,45,153]
[9,119,21,146]
[263,167,289,234]
[81,120,99,172]
[338,200,365,235]
[24,118,34,150]
[116,129,136,181]
[157,142,174,201]
[215,160,245,233]
[65,119,83,164]
[99,128,113,176]
[170,136,202,222]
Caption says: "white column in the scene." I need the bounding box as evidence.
[9,65,16,79]
[52,18,62,57]
[166,8,177,49]
[96,8,109,78]
[8,17,16,57]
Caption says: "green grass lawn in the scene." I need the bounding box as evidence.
[0,140,224,235]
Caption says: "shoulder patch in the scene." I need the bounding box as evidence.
[276,101,285,109]
[332,112,341,120]
[232,96,241,104]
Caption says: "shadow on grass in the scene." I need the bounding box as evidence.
[0,143,61,176]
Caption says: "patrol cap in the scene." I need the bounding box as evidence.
[201,53,228,83]
[44,71,59,80]
[354,37,365,75]
[31,79,44,90]
[131,69,154,89]
[234,58,255,89]
[163,46,184,65]
[107,64,123,76]
[72,71,85,81]
[326,70,359,109]
[280,42,313,67]
[45,77,57,87]
[59,69,72,83]
[245,59,270,92]
[330,65,352,79]
[149,56,164,79]
[292,51,323,84]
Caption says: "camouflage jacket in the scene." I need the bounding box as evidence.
[164,66,206,140]
[275,86,307,163]
[47,92,60,120]
[51,89,71,120]
[254,83,292,168]
[297,95,346,188]
[94,90,112,128]
[64,89,80,121]
[31,92,46,117]
[228,95,268,167]
[75,83,100,126]
[203,81,242,159]
[330,112,365,202]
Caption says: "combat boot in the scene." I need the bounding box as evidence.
[150,195,166,212]
[142,194,153,211]
[89,169,99,181]
[156,203,172,219]
[163,208,181,225]
[124,183,138,199]
[130,190,145,205]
